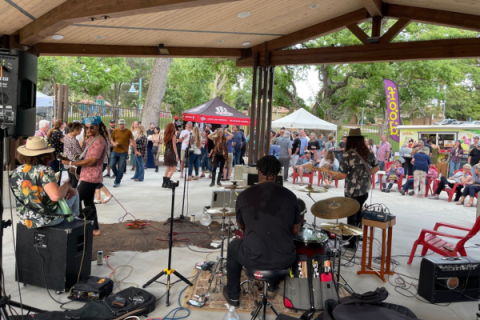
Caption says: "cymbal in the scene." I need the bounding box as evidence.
[223,184,247,190]
[206,207,236,217]
[310,197,360,220]
[321,222,363,236]
[291,185,328,193]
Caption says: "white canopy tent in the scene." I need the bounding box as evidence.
[36,92,54,107]
[271,108,337,131]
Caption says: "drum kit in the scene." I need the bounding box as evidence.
[203,180,362,297]
[293,188,362,294]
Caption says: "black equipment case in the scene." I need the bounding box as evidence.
[12,287,156,320]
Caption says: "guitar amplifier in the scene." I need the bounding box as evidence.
[16,220,93,291]
[418,257,480,303]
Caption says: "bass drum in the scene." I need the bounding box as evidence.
[293,228,328,257]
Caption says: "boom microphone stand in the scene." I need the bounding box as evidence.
[143,180,193,306]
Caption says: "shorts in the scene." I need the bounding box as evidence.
[181,149,187,162]
[227,152,233,168]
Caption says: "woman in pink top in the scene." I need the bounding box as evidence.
[62,116,107,236]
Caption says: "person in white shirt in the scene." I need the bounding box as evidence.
[178,121,193,179]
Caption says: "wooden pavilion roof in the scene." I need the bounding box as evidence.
[1,0,480,66]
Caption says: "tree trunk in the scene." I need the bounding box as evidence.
[141,58,173,126]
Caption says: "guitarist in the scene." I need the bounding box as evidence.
[62,116,108,236]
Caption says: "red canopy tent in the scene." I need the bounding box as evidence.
[182,97,250,126]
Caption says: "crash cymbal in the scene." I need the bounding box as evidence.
[291,185,328,193]
[321,222,363,236]
[310,197,360,220]
[206,207,236,217]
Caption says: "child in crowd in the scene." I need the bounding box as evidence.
[382,160,404,193]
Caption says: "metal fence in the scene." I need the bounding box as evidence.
[66,103,174,129]
[340,124,400,152]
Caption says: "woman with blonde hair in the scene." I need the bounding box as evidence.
[131,124,147,182]
[162,123,178,188]
[152,127,163,172]
[129,121,139,171]
[187,126,202,181]
[318,150,339,187]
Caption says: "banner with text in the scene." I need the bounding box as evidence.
[384,79,401,143]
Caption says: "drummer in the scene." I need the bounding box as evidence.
[331,128,379,249]
[223,155,301,306]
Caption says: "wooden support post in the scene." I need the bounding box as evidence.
[248,54,258,164]
[265,66,275,159]
[372,16,382,37]
[259,64,269,160]
[254,66,263,163]
[63,85,69,122]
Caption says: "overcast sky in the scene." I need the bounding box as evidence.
[295,66,321,105]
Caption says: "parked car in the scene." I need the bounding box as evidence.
[451,120,466,125]
[434,119,457,125]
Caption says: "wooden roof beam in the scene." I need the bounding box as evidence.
[346,24,370,45]
[35,43,245,58]
[250,8,370,53]
[18,0,242,46]
[360,0,383,17]
[386,4,480,32]
[378,18,411,44]
[236,38,480,67]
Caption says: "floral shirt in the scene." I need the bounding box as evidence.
[10,164,63,228]
[136,135,148,158]
[340,150,378,197]
[376,141,391,162]
[35,130,47,138]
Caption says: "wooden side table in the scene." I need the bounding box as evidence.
[357,218,396,282]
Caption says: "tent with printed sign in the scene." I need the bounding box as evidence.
[182,97,250,126]
[271,108,337,131]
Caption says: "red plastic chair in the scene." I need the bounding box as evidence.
[433,169,463,202]
[379,161,404,191]
[292,157,314,185]
[317,171,339,188]
[408,216,480,264]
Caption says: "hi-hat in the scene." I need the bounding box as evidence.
[321,222,363,236]
[206,207,236,217]
[291,185,328,193]
[310,197,360,220]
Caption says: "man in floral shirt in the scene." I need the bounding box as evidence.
[34,120,50,139]
[10,137,78,228]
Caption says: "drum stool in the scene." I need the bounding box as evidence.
[244,268,289,320]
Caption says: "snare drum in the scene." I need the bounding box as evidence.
[293,228,328,257]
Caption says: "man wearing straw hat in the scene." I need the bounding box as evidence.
[10,137,80,229]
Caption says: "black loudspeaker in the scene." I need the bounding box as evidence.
[15,220,93,291]
[418,257,480,303]
[0,49,37,137]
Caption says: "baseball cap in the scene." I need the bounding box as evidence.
[109,119,116,123]
[118,119,126,124]
[281,127,286,130]
[474,136,479,139]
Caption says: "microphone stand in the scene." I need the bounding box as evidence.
[143,180,193,306]
[172,131,196,225]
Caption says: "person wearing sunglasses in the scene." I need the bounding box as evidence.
[62,116,108,236]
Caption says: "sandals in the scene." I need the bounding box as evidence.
[456,201,464,205]
[464,203,474,207]
[94,200,102,204]
[103,195,113,204]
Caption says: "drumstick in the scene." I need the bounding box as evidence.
[302,262,307,279]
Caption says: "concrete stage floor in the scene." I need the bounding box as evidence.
[2,166,480,320]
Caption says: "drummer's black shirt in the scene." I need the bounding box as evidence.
[236,182,300,270]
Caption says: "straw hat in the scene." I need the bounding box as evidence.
[347,128,363,137]
[17,137,55,156]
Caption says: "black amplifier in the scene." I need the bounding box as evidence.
[418,257,480,303]
[16,220,93,291]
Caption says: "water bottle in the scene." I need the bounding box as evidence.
[222,303,240,320]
